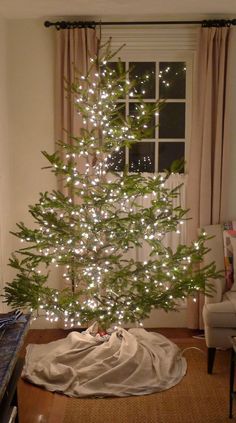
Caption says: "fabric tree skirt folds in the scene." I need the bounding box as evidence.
[22,325,187,398]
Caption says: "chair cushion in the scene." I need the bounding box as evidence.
[203,296,236,328]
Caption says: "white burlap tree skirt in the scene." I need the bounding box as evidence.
[22,324,187,397]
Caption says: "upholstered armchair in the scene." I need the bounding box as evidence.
[202,224,236,374]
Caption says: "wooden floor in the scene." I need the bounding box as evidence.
[18,328,203,423]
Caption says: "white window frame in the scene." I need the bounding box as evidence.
[100,26,198,311]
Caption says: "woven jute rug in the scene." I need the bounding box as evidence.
[57,341,231,423]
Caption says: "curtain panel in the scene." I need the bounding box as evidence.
[55,28,98,193]
[186,26,233,328]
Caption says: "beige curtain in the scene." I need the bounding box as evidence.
[186,26,233,328]
[220,28,236,221]
[55,28,98,192]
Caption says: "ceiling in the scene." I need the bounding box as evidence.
[0,0,236,20]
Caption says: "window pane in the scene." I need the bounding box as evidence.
[159,103,185,138]
[107,61,125,73]
[129,62,156,99]
[159,62,186,99]
[129,142,155,172]
[107,147,125,172]
[106,62,126,99]
[112,103,126,126]
[129,103,155,139]
[158,142,185,173]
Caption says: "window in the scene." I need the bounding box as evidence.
[101,26,196,174]
[100,27,196,314]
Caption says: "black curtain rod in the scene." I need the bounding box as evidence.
[44,19,236,30]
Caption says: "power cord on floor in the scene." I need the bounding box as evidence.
[180,346,206,356]
[192,333,205,339]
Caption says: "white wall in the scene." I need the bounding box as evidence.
[0,16,11,312]
[7,19,55,234]
[0,19,58,326]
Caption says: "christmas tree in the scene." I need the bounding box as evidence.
[4,40,219,330]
